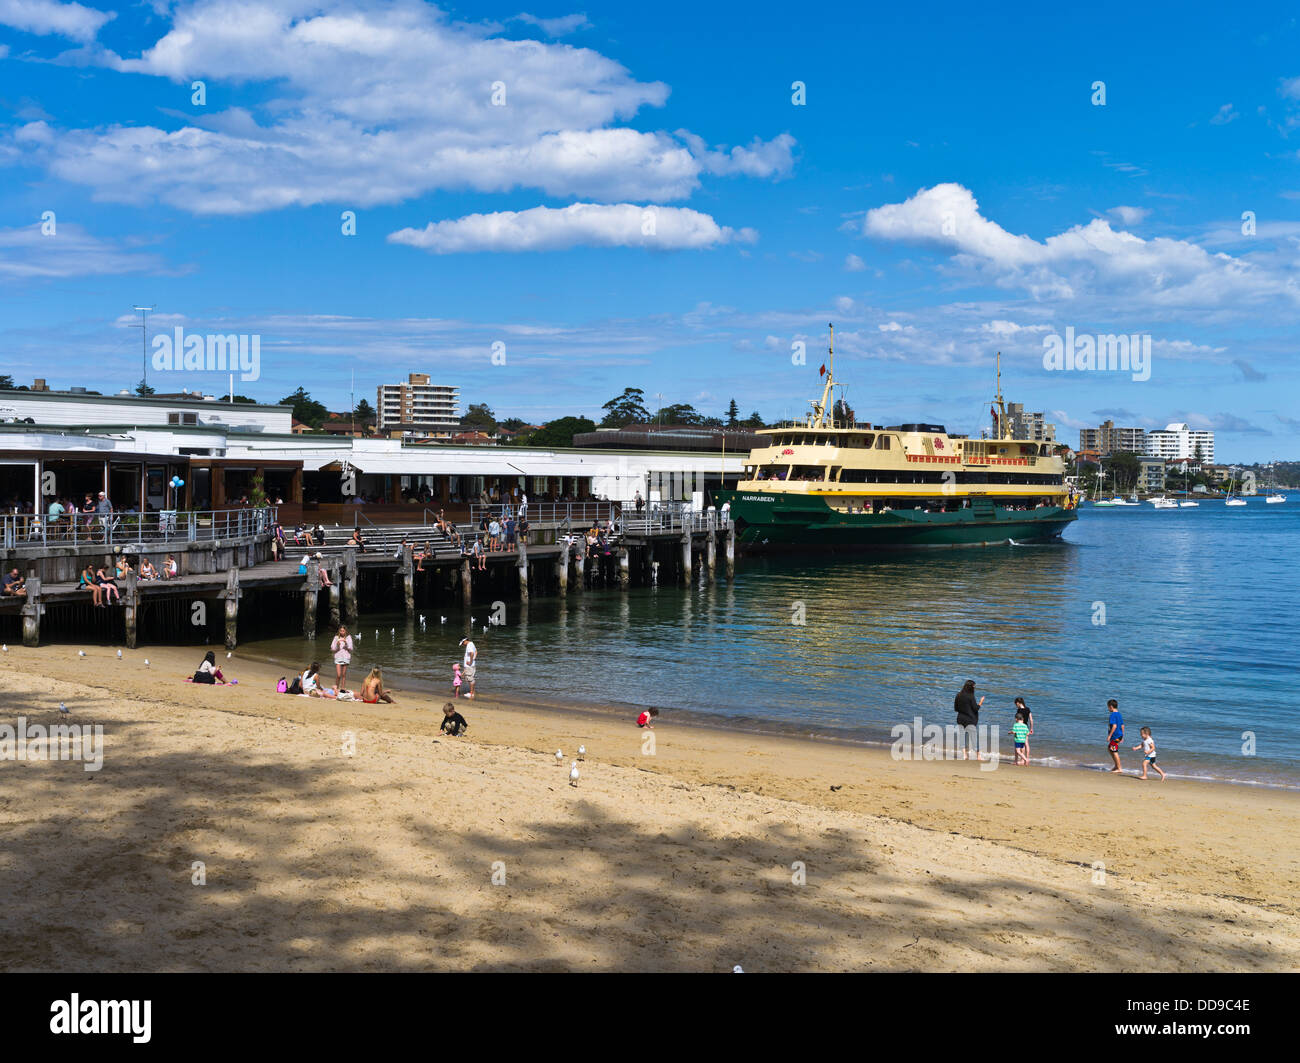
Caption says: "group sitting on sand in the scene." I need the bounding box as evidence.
[953,681,1169,779]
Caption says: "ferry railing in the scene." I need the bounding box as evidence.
[1,506,278,551]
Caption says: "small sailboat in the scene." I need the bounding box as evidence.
[1266,492,1286,504]
[1178,499,1199,507]
[1225,470,1247,506]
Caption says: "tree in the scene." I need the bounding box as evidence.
[499,417,529,432]
[600,387,650,428]
[1102,450,1141,493]
[740,410,766,429]
[700,415,724,427]
[135,380,155,397]
[726,399,739,427]
[0,375,15,390]
[524,416,595,448]
[353,398,376,426]
[231,395,257,404]
[279,387,328,428]
[460,402,497,433]
[833,398,855,425]
[1193,442,1205,465]
[654,403,703,426]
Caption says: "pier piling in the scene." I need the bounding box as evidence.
[460,558,472,605]
[706,529,717,583]
[124,565,139,648]
[725,522,735,580]
[328,561,341,628]
[342,548,358,626]
[21,574,42,647]
[303,561,319,638]
[402,544,415,617]
[556,541,570,594]
[680,531,692,586]
[222,567,241,650]
[617,547,630,590]
[517,539,529,603]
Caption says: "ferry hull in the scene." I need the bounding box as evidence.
[715,490,1077,552]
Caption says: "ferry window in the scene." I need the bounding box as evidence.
[875,436,892,449]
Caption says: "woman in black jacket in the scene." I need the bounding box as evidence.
[954,679,985,760]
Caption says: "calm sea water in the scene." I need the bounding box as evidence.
[245,498,1300,788]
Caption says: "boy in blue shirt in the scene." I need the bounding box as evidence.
[1106,698,1124,773]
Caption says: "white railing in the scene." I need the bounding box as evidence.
[1,507,278,550]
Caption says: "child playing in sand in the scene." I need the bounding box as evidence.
[1010,711,1030,765]
[452,662,462,698]
[1131,727,1167,781]
[440,702,468,736]
[637,707,659,729]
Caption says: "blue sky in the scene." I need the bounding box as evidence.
[2,0,1299,460]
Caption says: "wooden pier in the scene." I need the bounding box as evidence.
[0,505,737,648]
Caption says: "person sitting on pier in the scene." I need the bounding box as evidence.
[162,554,179,579]
[346,530,368,552]
[192,651,226,685]
[79,565,103,607]
[317,555,333,587]
[473,535,487,572]
[139,558,159,581]
[2,567,26,598]
[115,557,134,581]
[94,565,121,604]
[415,542,433,571]
[360,667,396,704]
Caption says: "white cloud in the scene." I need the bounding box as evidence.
[844,253,865,272]
[1209,103,1238,125]
[9,1,794,214]
[511,12,590,36]
[0,0,112,42]
[1106,205,1149,227]
[387,203,757,253]
[861,182,1300,308]
[0,222,172,279]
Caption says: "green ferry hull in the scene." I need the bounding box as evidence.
[714,490,1077,552]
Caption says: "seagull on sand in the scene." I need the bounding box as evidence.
[78,650,86,657]
[117,649,122,659]
[569,762,580,787]
[577,745,586,761]
[58,702,69,715]
[555,750,563,762]
[144,659,150,667]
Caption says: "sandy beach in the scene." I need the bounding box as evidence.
[1,643,1298,972]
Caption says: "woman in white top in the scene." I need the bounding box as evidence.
[330,625,353,692]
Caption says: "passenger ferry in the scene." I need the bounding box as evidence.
[714,327,1078,552]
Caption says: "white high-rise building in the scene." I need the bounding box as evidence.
[376,373,459,435]
[1146,423,1214,463]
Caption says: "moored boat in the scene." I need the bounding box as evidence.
[713,328,1078,553]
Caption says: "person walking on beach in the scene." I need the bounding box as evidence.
[953,679,984,760]
[1132,726,1167,781]
[331,625,354,692]
[459,637,477,699]
[1010,710,1030,765]
[1106,698,1124,773]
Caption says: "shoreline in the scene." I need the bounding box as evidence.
[232,642,1300,793]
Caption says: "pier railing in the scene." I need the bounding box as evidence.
[2,506,278,550]
[621,502,725,535]
[465,501,620,527]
